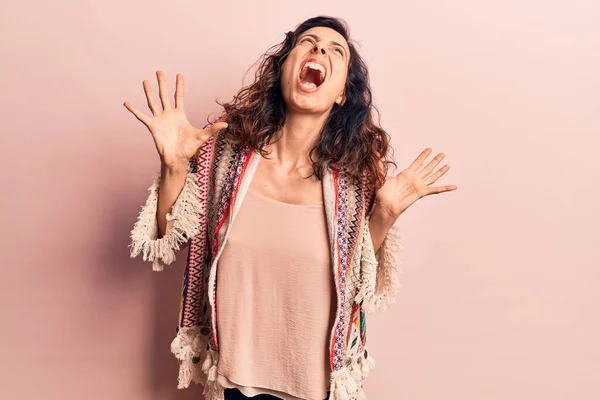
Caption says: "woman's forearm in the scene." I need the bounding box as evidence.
[368,205,398,254]
[156,162,188,238]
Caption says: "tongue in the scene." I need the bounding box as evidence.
[301,68,321,86]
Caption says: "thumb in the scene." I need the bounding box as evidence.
[208,121,228,135]
[197,121,228,142]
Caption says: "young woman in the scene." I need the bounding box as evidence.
[124,16,456,400]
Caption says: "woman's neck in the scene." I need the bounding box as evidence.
[268,110,330,172]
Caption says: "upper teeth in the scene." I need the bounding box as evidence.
[304,61,325,80]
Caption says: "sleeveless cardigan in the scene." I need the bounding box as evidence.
[129,132,403,400]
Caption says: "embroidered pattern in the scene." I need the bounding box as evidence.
[347,302,360,351]
[331,171,356,370]
[360,309,367,348]
[331,171,370,369]
[179,136,215,328]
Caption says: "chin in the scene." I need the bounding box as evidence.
[283,90,333,115]
[286,99,323,114]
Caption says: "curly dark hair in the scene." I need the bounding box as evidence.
[211,15,396,189]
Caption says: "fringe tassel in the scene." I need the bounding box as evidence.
[130,172,204,271]
[168,327,225,399]
[356,221,403,313]
[330,351,376,400]
[330,370,352,400]
[347,351,376,381]
[201,349,224,400]
[170,326,205,389]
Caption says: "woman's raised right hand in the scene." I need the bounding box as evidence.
[123,71,227,169]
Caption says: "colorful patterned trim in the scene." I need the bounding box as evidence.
[179,136,216,328]
[330,169,370,371]
[331,170,349,370]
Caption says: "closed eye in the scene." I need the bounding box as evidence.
[300,37,315,45]
[299,35,347,57]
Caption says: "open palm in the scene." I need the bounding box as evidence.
[123,70,227,168]
[375,148,458,218]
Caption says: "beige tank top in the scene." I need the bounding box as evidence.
[215,186,335,400]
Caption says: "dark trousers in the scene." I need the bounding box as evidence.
[224,388,330,400]
[224,388,281,399]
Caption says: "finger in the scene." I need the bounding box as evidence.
[424,165,450,185]
[406,148,432,173]
[418,152,445,178]
[174,73,185,109]
[123,101,151,126]
[143,80,160,115]
[156,70,171,110]
[424,185,458,196]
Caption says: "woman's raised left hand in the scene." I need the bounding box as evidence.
[374,148,458,219]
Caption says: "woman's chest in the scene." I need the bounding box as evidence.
[248,155,324,206]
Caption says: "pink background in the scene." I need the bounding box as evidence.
[1,1,599,399]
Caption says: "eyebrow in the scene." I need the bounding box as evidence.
[300,33,348,56]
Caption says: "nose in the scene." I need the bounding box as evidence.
[312,44,326,55]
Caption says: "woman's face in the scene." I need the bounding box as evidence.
[280,26,350,114]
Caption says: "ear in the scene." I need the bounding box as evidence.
[335,90,346,106]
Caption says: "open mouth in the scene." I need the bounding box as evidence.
[298,61,326,90]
